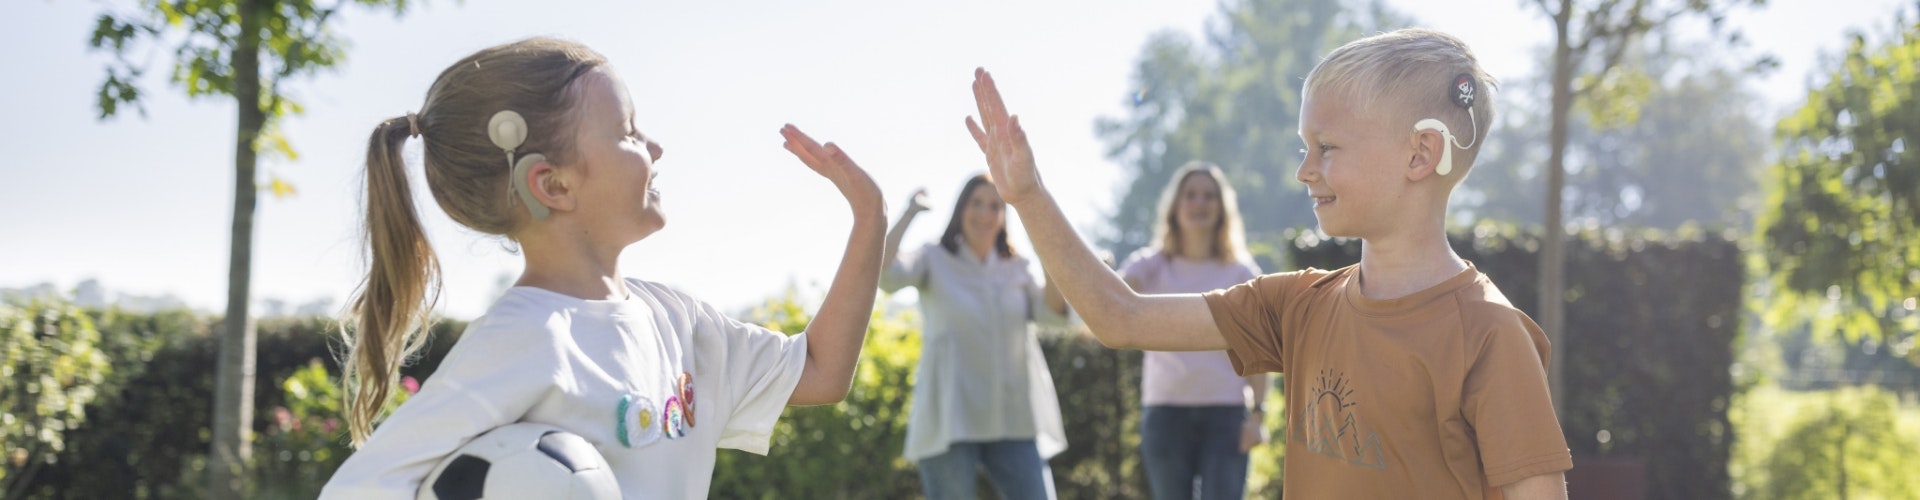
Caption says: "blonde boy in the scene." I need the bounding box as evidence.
[964,29,1572,499]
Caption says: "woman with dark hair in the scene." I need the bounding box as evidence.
[881,174,1068,499]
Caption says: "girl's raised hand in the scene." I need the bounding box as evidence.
[966,68,1042,206]
[781,124,883,216]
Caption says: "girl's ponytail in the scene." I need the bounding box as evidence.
[343,116,442,446]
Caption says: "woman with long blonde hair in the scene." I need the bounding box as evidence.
[1118,162,1268,500]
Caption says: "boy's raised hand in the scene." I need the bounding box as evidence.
[966,68,1042,206]
[781,124,883,216]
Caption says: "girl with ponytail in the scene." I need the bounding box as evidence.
[321,37,886,499]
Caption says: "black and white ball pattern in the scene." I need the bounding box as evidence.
[416,423,619,500]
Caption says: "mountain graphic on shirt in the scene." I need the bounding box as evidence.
[1292,368,1386,470]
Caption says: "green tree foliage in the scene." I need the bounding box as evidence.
[1461,45,1771,231]
[0,301,111,499]
[1524,0,1761,410]
[1731,385,1920,500]
[710,291,925,499]
[86,1,420,496]
[89,0,419,158]
[251,359,411,499]
[1759,13,1920,352]
[1095,0,1410,266]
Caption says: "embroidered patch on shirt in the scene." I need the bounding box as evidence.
[616,393,661,448]
[663,371,697,439]
[664,396,685,439]
[678,371,697,427]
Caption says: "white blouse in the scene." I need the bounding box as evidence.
[881,242,1068,462]
[320,278,808,500]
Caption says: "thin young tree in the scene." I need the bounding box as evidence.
[88,1,420,496]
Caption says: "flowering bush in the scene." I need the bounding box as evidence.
[250,359,412,498]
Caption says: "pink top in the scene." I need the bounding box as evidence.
[1120,250,1262,407]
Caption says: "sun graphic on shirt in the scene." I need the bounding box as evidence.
[1295,368,1385,470]
[1307,369,1358,444]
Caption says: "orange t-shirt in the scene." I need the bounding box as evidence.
[1203,262,1572,499]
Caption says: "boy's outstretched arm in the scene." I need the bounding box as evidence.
[966,68,1223,352]
[1501,472,1568,500]
[780,125,887,406]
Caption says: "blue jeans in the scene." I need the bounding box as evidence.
[1140,405,1250,500]
[917,439,1056,500]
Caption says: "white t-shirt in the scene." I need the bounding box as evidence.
[1120,250,1261,407]
[880,242,1068,462]
[320,278,808,500]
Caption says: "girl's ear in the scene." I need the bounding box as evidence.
[511,154,550,220]
[519,156,577,219]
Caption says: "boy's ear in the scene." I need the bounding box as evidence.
[1407,127,1450,182]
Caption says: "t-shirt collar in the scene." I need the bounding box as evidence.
[1342,261,1482,316]
[507,279,653,317]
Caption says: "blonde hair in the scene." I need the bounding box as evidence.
[1151,161,1248,264]
[1304,28,1498,174]
[343,37,606,446]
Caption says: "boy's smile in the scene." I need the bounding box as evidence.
[1297,90,1402,239]
[1310,193,1336,210]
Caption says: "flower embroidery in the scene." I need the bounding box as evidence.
[615,393,660,448]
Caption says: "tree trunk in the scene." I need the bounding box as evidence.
[208,1,264,497]
[1542,0,1574,417]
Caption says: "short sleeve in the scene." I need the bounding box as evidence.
[320,317,564,500]
[1201,271,1307,375]
[880,242,934,293]
[685,296,809,455]
[1461,311,1573,487]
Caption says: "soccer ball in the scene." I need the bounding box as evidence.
[416,423,620,500]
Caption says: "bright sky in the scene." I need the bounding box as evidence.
[2,0,1908,320]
